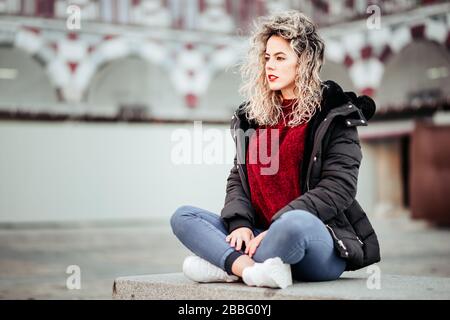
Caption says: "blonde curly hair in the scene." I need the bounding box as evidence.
[238,10,325,127]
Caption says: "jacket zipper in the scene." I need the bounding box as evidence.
[305,114,334,191]
[326,224,348,255]
[232,111,252,200]
[305,104,361,192]
[326,224,364,247]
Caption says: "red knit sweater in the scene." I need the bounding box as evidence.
[246,99,308,228]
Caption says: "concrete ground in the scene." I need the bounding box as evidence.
[0,214,449,299]
[113,273,450,300]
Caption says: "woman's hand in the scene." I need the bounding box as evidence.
[245,230,268,258]
[226,227,254,251]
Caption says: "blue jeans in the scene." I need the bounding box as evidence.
[170,205,347,282]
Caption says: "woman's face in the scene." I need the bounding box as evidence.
[264,35,298,99]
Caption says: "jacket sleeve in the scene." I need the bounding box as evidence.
[220,154,255,233]
[271,120,362,223]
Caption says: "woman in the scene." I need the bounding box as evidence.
[171,10,380,289]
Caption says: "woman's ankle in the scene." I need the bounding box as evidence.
[231,255,255,277]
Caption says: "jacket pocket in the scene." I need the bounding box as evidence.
[326,224,365,270]
[326,224,349,258]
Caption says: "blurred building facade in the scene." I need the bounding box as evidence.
[0,0,449,224]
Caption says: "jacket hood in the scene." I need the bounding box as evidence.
[321,80,376,121]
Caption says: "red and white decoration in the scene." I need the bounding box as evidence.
[4,3,450,106]
[323,16,450,96]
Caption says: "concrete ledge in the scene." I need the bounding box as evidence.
[113,273,450,300]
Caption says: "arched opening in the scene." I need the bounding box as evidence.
[376,40,450,109]
[0,46,57,110]
[196,67,244,120]
[86,56,182,119]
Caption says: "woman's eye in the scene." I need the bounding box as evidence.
[265,57,284,61]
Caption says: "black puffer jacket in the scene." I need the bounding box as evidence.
[220,80,381,271]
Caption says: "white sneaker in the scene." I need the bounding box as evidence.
[182,255,239,283]
[242,257,293,289]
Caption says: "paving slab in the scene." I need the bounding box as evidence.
[113,272,450,300]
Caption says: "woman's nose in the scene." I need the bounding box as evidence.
[265,59,275,70]
[266,62,275,71]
